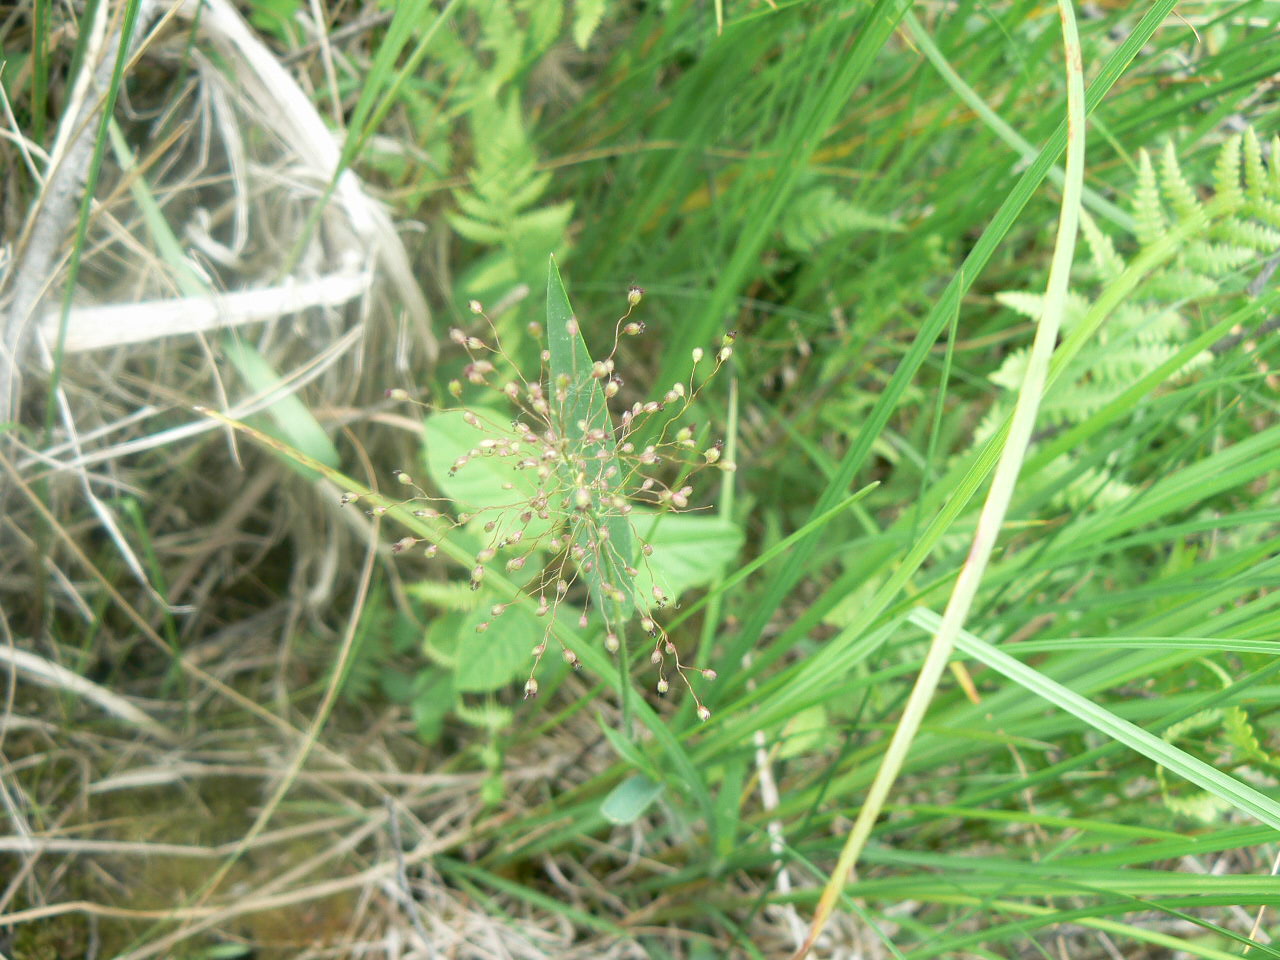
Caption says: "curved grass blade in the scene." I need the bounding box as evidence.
[793,1,1090,953]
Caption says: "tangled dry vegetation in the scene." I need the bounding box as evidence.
[0,3,664,957]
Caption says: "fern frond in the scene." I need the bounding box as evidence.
[1212,133,1244,212]
[1272,136,1280,196]
[453,188,504,223]
[1244,196,1280,233]
[507,202,575,252]
[981,126,1278,515]
[993,290,1044,321]
[1212,217,1280,252]
[1039,380,1129,420]
[1160,141,1202,221]
[449,93,574,290]
[780,185,902,253]
[1122,305,1184,345]
[993,290,1090,330]
[572,0,606,48]
[447,211,507,245]
[470,98,537,195]
[1161,785,1230,822]
[506,170,555,211]
[1044,459,1135,511]
[517,0,564,52]
[476,0,523,95]
[1137,269,1219,302]
[433,0,564,102]
[1134,149,1167,247]
[1091,342,1182,381]
[454,697,515,731]
[988,346,1030,392]
[409,579,483,612]
[1080,210,1125,281]
[1224,705,1268,763]
[1243,126,1266,201]
[1182,241,1256,276]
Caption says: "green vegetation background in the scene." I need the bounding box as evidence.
[6,0,1280,957]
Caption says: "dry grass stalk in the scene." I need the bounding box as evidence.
[36,270,372,354]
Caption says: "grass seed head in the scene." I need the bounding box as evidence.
[382,285,735,708]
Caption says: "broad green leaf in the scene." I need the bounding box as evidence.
[425,598,543,693]
[546,257,636,624]
[632,512,743,602]
[422,407,552,542]
[601,774,665,824]
[448,601,542,691]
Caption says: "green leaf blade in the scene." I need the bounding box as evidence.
[546,257,636,625]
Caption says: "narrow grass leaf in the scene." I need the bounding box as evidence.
[913,609,1280,833]
[719,0,1182,677]
[46,0,144,430]
[220,338,339,471]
